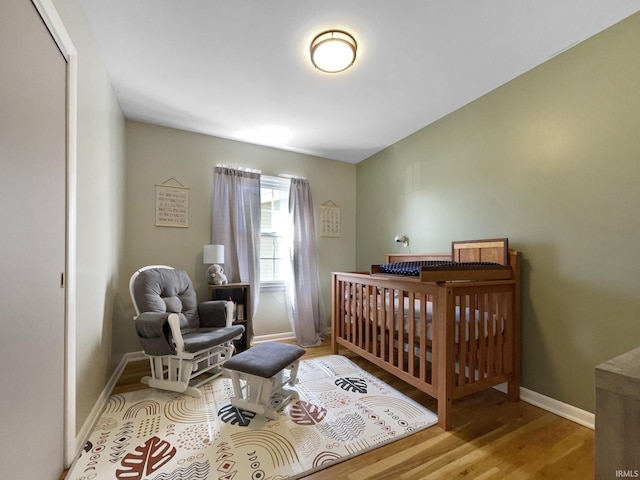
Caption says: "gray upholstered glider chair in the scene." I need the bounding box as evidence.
[129,265,245,397]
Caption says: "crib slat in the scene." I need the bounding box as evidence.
[457,295,467,387]
[337,280,345,342]
[388,288,395,367]
[478,294,487,381]
[364,285,370,353]
[495,292,504,375]
[468,294,477,382]
[348,281,352,342]
[407,291,415,376]
[379,287,385,362]
[370,286,376,354]
[503,291,513,375]
[358,283,364,349]
[487,293,496,377]
[419,293,428,383]
[484,294,491,377]
[350,282,355,343]
[397,290,404,370]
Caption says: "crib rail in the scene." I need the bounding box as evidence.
[331,268,520,429]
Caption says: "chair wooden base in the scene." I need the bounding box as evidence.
[143,343,234,398]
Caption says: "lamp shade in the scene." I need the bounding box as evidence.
[203,244,224,264]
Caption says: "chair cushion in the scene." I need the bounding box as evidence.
[133,268,200,331]
[224,342,306,378]
[182,325,245,353]
[198,300,229,328]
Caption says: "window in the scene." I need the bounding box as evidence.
[260,176,291,284]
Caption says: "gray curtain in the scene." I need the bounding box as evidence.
[211,166,261,321]
[287,178,323,347]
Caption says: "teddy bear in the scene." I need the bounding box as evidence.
[207,264,228,285]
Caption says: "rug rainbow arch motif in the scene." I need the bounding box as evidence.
[66,354,437,480]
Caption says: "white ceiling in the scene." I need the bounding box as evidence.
[79,1,640,163]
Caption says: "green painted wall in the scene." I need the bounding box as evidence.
[356,12,640,412]
[117,121,356,354]
[52,0,127,437]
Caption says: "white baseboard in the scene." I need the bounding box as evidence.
[253,331,296,344]
[493,383,594,429]
[70,351,146,464]
[253,330,335,345]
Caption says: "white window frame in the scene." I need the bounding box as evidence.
[260,175,291,290]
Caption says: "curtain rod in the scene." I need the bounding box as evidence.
[279,173,307,180]
[215,164,306,180]
[216,164,261,174]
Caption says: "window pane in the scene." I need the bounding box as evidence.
[259,176,291,283]
[260,235,275,257]
[260,259,275,282]
[261,204,273,231]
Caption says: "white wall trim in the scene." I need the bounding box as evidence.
[253,332,296,344]
[69,352,147,465]
[30,0,79,467]
[494,384,594,429]
[253,329,332,344]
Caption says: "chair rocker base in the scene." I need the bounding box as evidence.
[141,375,206,399]
[144,343,234,398]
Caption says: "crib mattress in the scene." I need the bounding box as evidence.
[372,260,512,282]
[347,294,502,344]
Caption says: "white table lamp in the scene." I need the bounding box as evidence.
[204,244,226,285]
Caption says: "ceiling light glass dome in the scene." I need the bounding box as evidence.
[310,30,357,73]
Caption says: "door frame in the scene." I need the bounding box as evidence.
[30,0,78,466]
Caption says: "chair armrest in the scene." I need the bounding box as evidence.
[224,300,235,327]
[166,313,185,354]
[198,300,233,328]
[135,312,176,355]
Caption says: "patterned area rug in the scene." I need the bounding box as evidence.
[66,354,437,480]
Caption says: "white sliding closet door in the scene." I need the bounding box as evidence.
[0,0,67,477]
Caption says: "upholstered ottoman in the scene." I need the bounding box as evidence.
[224,342,306,419]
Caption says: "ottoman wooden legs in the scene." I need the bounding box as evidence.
[223,342,306,419]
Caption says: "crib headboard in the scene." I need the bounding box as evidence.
[384,238,509,264]
[451,238,509,265]
[381,238,517,282]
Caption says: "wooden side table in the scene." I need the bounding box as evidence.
[207,282,252,351]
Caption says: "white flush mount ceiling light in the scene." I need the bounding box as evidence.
[310,30,357,73]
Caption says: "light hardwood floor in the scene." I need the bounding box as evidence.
[62,338,594,479]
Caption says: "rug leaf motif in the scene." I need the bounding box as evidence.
[116,435,176,480]
[218,403,256,427]
[289,400,327,426]
[335,376,368,394]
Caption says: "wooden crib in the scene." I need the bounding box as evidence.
[331,239,521,430]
